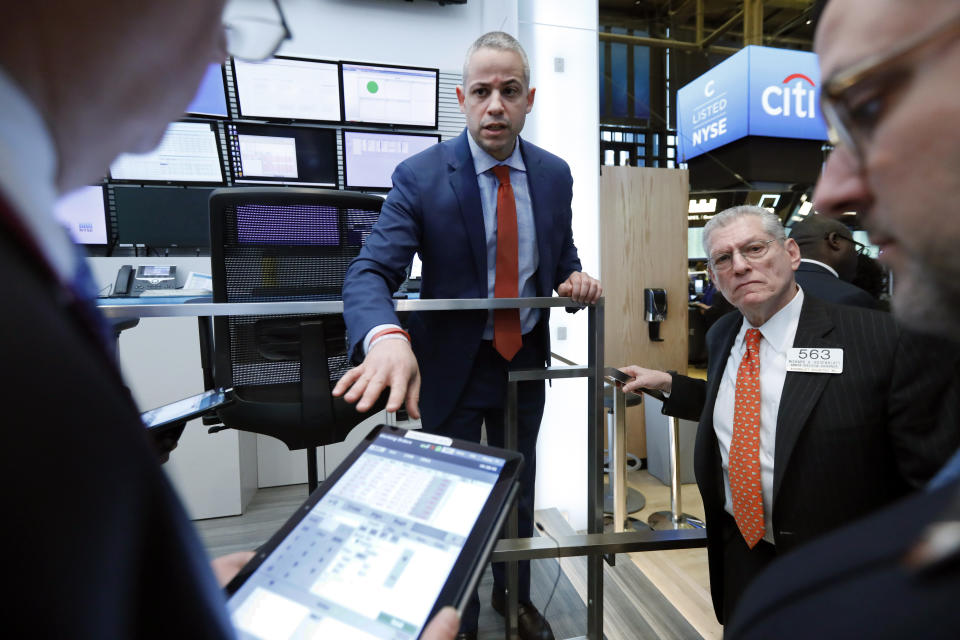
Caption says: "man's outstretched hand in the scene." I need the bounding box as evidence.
[332,338,421,419]
[557,271,602,304]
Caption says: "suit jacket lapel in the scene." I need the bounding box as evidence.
[518,139,553,295]
[773,296,836,501]
[447,131,486,288]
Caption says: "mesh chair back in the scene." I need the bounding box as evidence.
[208,187,383,449]
[210,187,380,389]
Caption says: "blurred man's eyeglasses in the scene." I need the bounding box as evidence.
[223,0,292,62]
[821,12,960,164]
[834,233,867,255]
[708,239,778,273]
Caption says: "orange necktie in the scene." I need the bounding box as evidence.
[491,165,522,361]
[729,328,765,548]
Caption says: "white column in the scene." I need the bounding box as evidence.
[519,0,599,530]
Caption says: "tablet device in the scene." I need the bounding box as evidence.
[140,387,233,431]
[226,424,523,640]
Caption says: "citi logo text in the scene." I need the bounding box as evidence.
[761,73,816,118]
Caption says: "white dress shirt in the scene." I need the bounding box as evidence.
[0,65,79,289]
[713,286,804,544]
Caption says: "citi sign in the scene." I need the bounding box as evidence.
[761,73,817,119]
[677,46,827,162]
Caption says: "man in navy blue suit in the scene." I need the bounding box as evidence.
[335,31,601,640]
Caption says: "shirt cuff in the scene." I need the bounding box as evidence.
[363,323,408,354]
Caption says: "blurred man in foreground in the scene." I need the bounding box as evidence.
[0,1,457,637]
[725,0,960,636]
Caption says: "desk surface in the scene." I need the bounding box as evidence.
[98,296,212,306]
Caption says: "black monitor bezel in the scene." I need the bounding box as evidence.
[339,60,440,130]
[231,55,343,124]
[107,119,227,187]
[341,128,441,192]
[184,62,230,119]
[227,121,339,188]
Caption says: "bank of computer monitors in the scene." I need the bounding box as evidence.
[227,122,338,187]
[53,185,109,245]
[233,56,342,123]
[342,129,439,191]
[341,62,439,128]
[109,121,225,185]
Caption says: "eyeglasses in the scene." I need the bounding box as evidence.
[708,239,778,273]
[834,233,868,256]
[821,12,960,164]
[223,0,292,62]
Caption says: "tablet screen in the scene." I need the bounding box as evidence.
[140,388,228,429]
[228,429,511,640]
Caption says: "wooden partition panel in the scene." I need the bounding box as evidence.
[600,166,689,457]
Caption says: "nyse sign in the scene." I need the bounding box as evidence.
[677,46,827,162]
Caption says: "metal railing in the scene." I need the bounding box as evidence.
[100,296,707,640]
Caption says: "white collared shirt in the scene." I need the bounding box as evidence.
[713,286,804,544]
[0,65,79,288]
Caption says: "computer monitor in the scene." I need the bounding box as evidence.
[114,186,214,247]
[53,185,109,245]
[227,122,338,187]
[186,63,229,118]
[109,121,225,185]
[342,129,440,191]
[233,56,341,123]
[341,62,439,128]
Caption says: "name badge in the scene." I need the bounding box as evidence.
[786,348,843,374]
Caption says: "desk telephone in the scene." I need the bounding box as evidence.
[113,264,176,297]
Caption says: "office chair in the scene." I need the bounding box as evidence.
[207,187,387,492]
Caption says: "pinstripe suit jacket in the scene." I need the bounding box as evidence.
[663,294,960,620]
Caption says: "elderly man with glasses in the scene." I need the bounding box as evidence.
[0,0,462,638]
[721,0,960,636]
[620,204,960,624]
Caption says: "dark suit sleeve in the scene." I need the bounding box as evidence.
[885,330,960,487]
[662,372,708,422]
[551,163,582,290]
[342,161,422,363]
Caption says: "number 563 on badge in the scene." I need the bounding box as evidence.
[786,348,843,374]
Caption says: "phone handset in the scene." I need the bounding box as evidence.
[113,264,134,297]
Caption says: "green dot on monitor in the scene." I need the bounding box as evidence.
[366,81,379,94]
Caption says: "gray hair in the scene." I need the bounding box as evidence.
[702,205,786,257]
[462,31,530,87]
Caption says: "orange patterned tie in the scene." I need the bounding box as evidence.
[730,328,765,548]
[491,165,522,361]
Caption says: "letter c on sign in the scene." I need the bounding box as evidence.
[762,85,782,115]
[705,80,715,98]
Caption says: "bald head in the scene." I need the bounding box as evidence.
[788,215,859,280]
[0,0,227,193]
